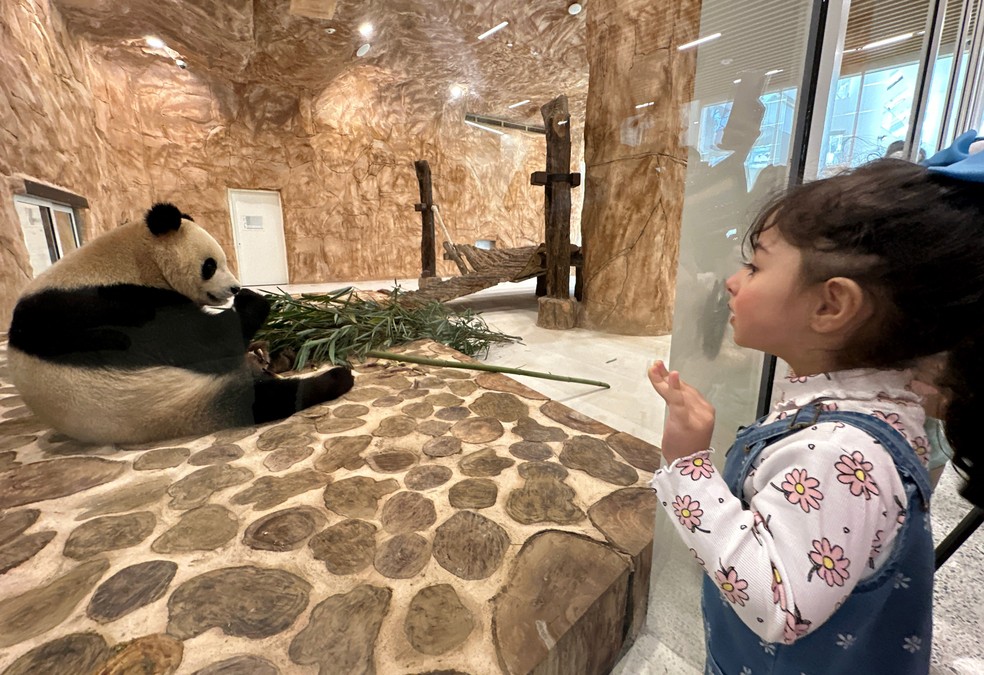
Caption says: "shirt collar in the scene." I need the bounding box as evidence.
[773,367,920,412]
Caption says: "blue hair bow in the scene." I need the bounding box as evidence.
[921,129,984,182]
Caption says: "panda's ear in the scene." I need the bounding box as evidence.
[145,203,192,236]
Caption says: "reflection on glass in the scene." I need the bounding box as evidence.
[654,3,815,670]
[53,210,79,255]
[817,0,936,175]
[14,202,54,276]
[674,47,808,456]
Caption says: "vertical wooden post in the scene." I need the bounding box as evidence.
[414,160,436,279]
[530,95,580,329]
[542,96,573,300]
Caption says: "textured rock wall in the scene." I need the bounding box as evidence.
[0,0,548,327]
[0,0,139,328]
[578,0,700,335]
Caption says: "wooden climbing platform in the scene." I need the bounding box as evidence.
[403,243,581,305]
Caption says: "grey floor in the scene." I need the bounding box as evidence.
[265,277,984,675]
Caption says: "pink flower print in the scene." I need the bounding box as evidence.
[690,548,705,567]
[868,530,884,569]
[783,610,811,644]
[771,564,787,609]
[774,468,824,513]
[835,451,879,499]
[911,436,929,464]
[678,452,714,480]
[715,565,750,606]
[894,494,907,526]
[873,410,907,438]
[672,495,709,533]
[750,510,772,545]
[820,401,839,412]
[808,538,851,587]
[786,374,810,383]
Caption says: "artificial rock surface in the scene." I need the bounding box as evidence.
[0,339,659,674]
[0,0,589,327]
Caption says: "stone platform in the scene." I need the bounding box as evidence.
[0,339,659,675]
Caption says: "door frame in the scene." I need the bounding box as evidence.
[227,188,290,286]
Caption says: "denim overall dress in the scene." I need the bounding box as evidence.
[703,404,933,675]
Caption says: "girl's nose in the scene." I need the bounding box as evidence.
[725,270,740,296]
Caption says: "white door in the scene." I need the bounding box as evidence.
[228,189,289,286]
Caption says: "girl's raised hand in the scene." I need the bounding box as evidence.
[648,360,715,464]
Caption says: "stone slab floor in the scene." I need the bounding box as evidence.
[282,277,984,675]
[0,319,662,673]
[2,275,978,674]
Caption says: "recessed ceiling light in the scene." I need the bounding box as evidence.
[478,21,509,40]
[325,27,336,34]
[174,58,187,69]
[145,36,166,49]
[506,41,514,48]
[356,43,371,57]
[450,84,465,99]
[568,3,583,15]
[507,99,530,108]
[677,32,722,51]
[860,32,915,51]
[465,120,505,136]
[359,23,373,38]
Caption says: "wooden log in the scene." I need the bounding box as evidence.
[536,96,575,300]
[414,160,436,278]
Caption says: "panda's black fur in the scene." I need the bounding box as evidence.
[7,202,353,444]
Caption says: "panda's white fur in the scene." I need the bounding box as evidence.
[7,203,352,444]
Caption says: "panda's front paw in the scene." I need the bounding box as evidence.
[234,289,271,340]
[234,288,271,317]
[298,367,355,408]
[234,288,270,312]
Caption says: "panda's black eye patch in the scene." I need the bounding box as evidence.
[202,258,217,281]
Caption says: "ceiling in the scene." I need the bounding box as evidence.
[52,0,590,124]
[51,0,952,128]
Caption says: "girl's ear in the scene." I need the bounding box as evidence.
[812,277,872,335]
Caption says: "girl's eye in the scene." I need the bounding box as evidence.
[742,262,758,275]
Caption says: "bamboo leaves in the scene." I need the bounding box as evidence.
[254,287,521,371]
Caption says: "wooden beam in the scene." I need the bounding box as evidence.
[414,160,436,278]
[536,95,575,300]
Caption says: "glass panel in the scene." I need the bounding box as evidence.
[672,0,813,457]
[651,1,816,670]
[920,0,977,155]
[817,0,935,176]
[52,208,79,256]
[14,200,56,276]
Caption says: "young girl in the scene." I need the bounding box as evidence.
[649,131,984,675]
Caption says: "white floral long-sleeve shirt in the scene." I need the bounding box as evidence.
[650,368,930,645]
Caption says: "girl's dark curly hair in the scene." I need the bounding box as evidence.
[746,158,984,507]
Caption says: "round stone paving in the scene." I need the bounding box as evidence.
[0,340,658,675]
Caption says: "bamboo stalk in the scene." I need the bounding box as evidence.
[364,350,611,389]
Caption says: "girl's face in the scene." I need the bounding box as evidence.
[725,227,817,365]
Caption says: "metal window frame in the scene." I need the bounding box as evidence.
[13,194,83,264]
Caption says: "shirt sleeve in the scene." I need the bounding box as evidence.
[649,424,904,645]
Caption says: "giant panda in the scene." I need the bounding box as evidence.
[7,202,353,444]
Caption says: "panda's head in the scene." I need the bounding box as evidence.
[145,203,241,306]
